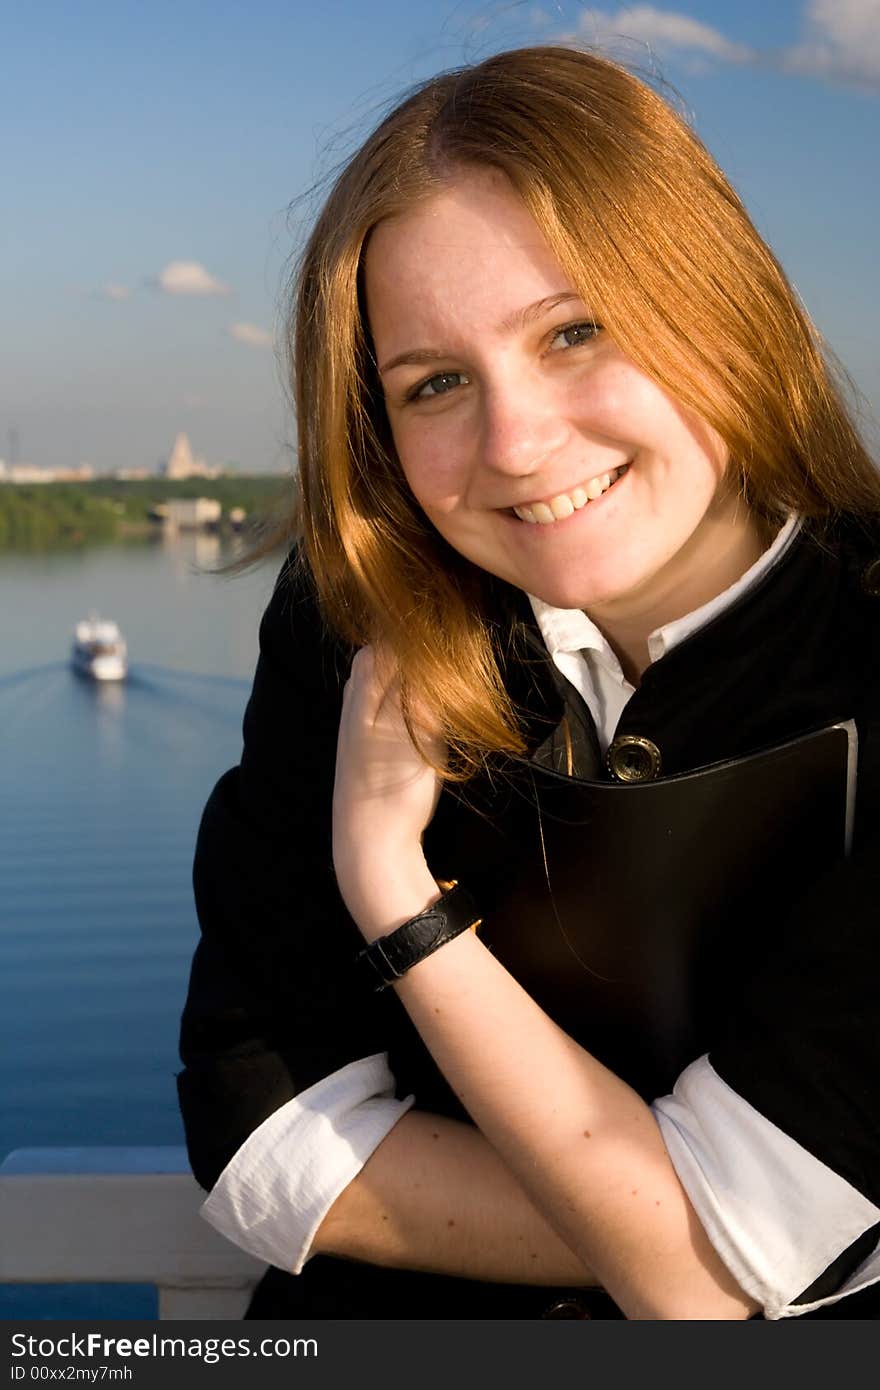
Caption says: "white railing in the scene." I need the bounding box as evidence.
[0,1147,265,1320]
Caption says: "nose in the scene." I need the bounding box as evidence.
[480,378,570,478]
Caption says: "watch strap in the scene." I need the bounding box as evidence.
[357,882,481,992]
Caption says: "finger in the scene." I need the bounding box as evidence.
[344,645,399,729]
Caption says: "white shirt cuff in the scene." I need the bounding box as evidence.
[653,1055,880,1318]
[200,1052,414,1274]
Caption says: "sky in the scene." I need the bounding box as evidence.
[3,0,878,473]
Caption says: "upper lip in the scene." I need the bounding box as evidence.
[496,464,627,511]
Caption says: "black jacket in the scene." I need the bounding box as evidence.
[178,522,880,1318]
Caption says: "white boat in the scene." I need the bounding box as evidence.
[71,615,128,682]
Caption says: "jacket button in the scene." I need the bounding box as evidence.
[606,734,662,782]
[542,1297,592,1319]
[861,558,880,597]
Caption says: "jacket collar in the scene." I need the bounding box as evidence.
[485,517,880,781]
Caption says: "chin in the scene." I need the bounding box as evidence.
[524,567,638,613]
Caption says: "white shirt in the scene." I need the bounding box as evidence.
[201,515,880,1317]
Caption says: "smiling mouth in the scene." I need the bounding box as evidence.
[510,465,629,524]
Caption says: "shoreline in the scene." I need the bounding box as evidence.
[0,475,291,552]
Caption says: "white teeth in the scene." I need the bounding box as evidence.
[549,494,575,520]
[512,467,623,525]
[531,502,555,523]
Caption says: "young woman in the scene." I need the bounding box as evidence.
[177,45,880,1320]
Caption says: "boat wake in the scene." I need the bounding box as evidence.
[0,662,248,735]
[133,662,250,690]
[0,661,67,690]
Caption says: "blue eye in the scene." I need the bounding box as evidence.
[410,371,470,401]
[550,321,602,350]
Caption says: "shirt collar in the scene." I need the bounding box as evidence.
[528,514,802,665]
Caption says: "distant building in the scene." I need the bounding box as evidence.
[159,432,222,480]
[54,466,95,483]
[0,463,94,484]
[4,464,53,484]
[113,467,153,481]
[150,497,222,531]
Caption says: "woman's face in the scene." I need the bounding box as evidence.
[364,167,755,619]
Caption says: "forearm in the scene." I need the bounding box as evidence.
[392,912,758,1320]
[311,1108,598,1287]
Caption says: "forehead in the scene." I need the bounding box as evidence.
[363,169,576,349]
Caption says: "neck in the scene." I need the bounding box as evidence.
[587,498,771,686]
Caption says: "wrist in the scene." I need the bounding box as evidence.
[356,881,482,991]
[344,858,441,943]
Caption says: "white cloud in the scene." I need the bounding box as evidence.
[95,283,131,301]
[228,321,273,348]
[154,260,230,296]
[783,0,880,90]
[567,1,880,90]
[575,6,754,63]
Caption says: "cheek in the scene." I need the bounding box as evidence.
[395,423,471,513]
[579,362,668,429]
[577,365,727,482]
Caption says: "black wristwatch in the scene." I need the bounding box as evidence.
[356,881,481,992]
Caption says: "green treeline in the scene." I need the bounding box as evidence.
[0,476,292,550]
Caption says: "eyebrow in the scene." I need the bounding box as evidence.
[377,291,584,375]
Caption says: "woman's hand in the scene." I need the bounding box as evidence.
[333,646,445,941]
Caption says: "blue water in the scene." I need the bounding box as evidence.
[0,538,278,1318]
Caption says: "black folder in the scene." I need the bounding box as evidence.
[461,722,856,1097]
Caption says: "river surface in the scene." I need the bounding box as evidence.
[0,534,281,1318]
